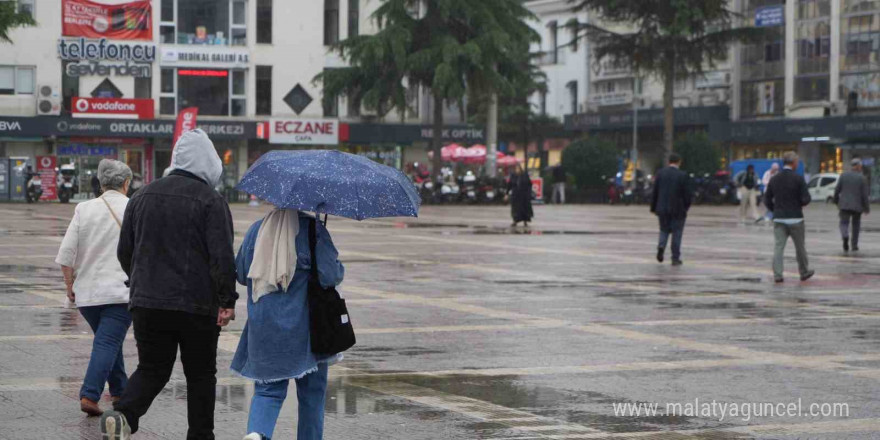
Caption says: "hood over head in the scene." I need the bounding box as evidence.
[169,129,223,186]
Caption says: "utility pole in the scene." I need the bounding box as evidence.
[487,92,498,178]
[631,74,639,170]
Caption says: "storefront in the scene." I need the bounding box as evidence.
[565,105,730,172]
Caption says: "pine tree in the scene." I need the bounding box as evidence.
[571,0,764,162]
[0,1,36,43]
[316,0,538,183]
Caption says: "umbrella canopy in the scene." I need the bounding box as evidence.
[460,145,487,164]
[428,143,468,162]
[237,150,420,220]
[497,153,523,167]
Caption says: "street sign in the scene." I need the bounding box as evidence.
[755,5,784,27]
[36,155,57,201]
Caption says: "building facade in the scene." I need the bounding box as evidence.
[0,0,481,201]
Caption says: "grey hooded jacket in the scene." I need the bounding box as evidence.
[117,129,237,316]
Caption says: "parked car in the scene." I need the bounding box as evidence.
[807,173,840,203]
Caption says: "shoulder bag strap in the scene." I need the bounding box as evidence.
[308,217,318,279]
[100,195,122,228]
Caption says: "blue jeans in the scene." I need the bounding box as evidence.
[658,214,686,261]
[78,304,132,401]
[247,363,329,440]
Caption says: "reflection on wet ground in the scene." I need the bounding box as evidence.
[3,203,880,439]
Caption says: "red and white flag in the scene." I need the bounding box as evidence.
[172,107,198,149]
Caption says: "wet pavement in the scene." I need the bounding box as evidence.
[1,202,880,439]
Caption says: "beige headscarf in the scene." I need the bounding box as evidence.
[248,209,300,303]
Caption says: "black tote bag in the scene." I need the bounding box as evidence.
[307,218,356,356]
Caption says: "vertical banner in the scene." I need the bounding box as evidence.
[36,156,58,201]
[144,145,154,183]
[62,0,153,41]
[173,107,199,149]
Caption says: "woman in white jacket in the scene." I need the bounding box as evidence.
[56,159,132,417]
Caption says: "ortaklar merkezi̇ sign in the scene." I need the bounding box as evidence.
[58,37,155,77]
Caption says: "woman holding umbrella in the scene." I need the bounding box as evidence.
[233,150,420,440]
[233,209,344,440]
[508,164,534,227]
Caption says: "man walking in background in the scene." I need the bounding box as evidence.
[835,158,871,252]
[737,164,761,223]
[651,153,691,266]
[551,164,567,204]
[100,129,238,440]
[764,151,814,283]
[761,162,780,221]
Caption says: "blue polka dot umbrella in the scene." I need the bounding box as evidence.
[237,150,420,220]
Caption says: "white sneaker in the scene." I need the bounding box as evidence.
[243,434,266,440]
[100,410,131,440]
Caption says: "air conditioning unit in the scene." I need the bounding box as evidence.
[36,85,62,116]
[830,100,848,116]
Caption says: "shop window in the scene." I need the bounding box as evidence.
[794,75,829,102]
[256,65,272,115]
[178,69,229,115]
[841,73,880,108]
[348,0,359,38]
[325,0,340,45]
[257,0,272,43]
[0,66,34,95]
[231,70,246,116]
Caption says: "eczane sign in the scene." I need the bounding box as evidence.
[269,119,339,145]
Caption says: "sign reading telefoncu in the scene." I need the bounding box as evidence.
[58,37,155,77]
[269,119,339,145]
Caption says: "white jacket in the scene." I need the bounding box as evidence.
[55,190,130,307]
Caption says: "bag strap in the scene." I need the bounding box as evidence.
[100,195,122,228]
[308,217,318,279]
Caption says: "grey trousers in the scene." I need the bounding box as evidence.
[773,221,810,279]
[839,210,862,247]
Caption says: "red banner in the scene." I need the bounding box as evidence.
[173,107,199,149]
[62,0,153,41]
[144,145,154,184]
[36,156,58,201]
[72,97,154,120]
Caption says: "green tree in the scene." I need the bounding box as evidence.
[316,0,538,183]
[570,0,764,162]
[0,1,35,43]
[562,137,619,189]
[674,131,721,176]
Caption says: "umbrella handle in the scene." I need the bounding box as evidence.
[323,213,328,226]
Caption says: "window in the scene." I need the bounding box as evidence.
[231,69,246,116]
[841,12,880,72]
[808,176,819,188]
[796,21,831,75]
[325,0,340,45]
[795,75,829,101]
[741,79,784,118]
[567,80,578,115]
[348,0,359,38]
[797,0,830,19]
[61,61,78,113]
[740,23,784,81]
[134,76,151,99]
[171,0,247,46]
[547,21,558,64]
[257,0,272,43]
[323,69,339,116]
[569,22,578,52]
[178,69,229,115]
[256,65,272,115]
[406,84,419,118]
[160,68,176,115]
[18,0,34,18]
[0,66,34,95]
[347,94,360,116]
[539,90,547,115]
[820,176,836,186]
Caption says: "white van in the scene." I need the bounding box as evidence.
[807,173,840,203]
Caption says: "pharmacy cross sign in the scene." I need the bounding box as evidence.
[283,84,313,115]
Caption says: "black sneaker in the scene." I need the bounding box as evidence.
[853,244,860,252]
[843,238,850,252]
[656,246,665,263]
[774,277,784,284]
[671,259,683,266]
[100,410,131,440]
[800,270,815,282]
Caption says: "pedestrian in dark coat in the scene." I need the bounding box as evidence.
[834,158,871,252]
[650,153,692,265]
[764,151,814,283]
[509,165,533,227]
[100,129,238,440]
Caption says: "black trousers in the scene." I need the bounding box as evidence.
[114,308,220,440]
[839,210,862,247]
[658,214,686,260]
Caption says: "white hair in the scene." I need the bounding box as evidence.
[97,159,133,191]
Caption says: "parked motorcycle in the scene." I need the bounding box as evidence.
[460,171,478,203]
[26,175,43,203]
[58,163,78,204]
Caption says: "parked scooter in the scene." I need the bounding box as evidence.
[460,171,478,203]
[57,163,78,204]
[26,174,43,203]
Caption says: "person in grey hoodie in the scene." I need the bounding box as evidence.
[835,158,871,252]
[101,129,238,440]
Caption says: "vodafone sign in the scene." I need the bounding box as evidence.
[269,118,339,145]
[72,97,154,119]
